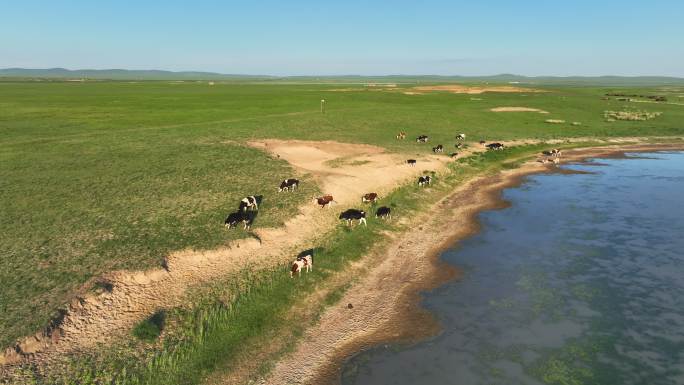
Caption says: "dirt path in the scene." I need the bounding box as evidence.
[0,140,450,365]
[261,143,684,385]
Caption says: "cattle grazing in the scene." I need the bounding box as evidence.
[449,152,459,158]
[486,142,505,150]
[314,194,335,208]
[376,206,391,219]
[396,131,407,140]
[406,159,417,167]
[454,143,463,149]
[542,149,562,157]
[416,135,429,143]
[290,254,313,277]
[432,144,444,153]
[479,140,486,145]
[456,133,466,140]
[362,193,379,203]
[339,209,367,227]
[224,211,251,230]
[418,175,432,187]
[238,195,259,211]
[278,178,299,192]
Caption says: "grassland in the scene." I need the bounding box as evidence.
[1,80,683,360]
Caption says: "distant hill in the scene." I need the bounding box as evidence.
[2,68,684,86]
[0,68,272,81]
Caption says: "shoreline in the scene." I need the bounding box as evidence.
[262,143,684,385]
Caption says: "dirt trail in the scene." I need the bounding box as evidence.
[261,143,684,385]
[0,140,450,365]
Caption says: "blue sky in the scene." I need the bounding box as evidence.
[1,0,682,76]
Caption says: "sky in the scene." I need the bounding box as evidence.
[1,0,683,76]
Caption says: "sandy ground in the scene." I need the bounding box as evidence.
[410,85,545,94]
[490,106,550,113]
[0,140,451,366]
[261,143,684,385]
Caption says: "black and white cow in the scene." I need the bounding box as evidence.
[224,211,251,230]
[454,143,464,149]
[416,135,429,143]
[375,206,391,219]
[290,254,313,277]
[362,193,379,203]
[456,133,466,140]
[238,195,259,211]
[339,209,367,227]
[406,159,417,167]
[432,144,444,153]
[278,178,299,192]
[418,175,432,186]
[486,142,505,150]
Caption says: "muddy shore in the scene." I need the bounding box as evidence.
[262,143,684,385]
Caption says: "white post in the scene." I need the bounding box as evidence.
[320,99,326,113]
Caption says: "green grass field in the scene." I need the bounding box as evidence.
[1,80,683,351]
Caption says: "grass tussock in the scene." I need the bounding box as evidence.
[604,109,662,121]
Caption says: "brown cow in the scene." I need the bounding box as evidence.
[362,193,379,203]
[314,195,335,208]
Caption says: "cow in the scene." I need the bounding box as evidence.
[238,195,259,211]
[278,178,299,192]
[449,152,459,158]
[406,159,417,167]
[290,254,313,277]
[456,133,466,140]
[432,144,444,153]
[486,142,505,150]
[418,175,432,187]
[224,211,251,230]
[362,193,379,203]
[454,143,463,149]
[339,209,367,227]
[396,131,407,140]
[416,135,429,143]
[542,149,562,157]
[376,206,391,219]
[314,194,335,208]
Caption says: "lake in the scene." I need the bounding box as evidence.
[342,151,684,385]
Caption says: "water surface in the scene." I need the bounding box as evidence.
[342,152,684,385]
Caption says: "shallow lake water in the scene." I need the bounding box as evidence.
[342,152,684,385]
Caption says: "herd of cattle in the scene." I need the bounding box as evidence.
[225,132,561,277]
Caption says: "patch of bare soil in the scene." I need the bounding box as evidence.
[248,140,449,205]
[0,140,451,367]
[261,143,684,385]
[490,106,550,114]
[411,84,545,94]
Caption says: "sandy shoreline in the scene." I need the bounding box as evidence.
[262,143,684,385]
